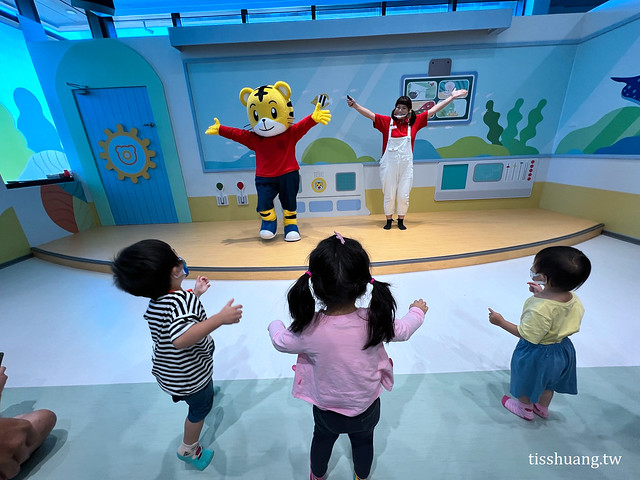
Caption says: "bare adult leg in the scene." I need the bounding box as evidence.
[14,409,57,457]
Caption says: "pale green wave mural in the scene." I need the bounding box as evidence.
[555,107,640,155]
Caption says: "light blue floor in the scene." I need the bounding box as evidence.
[1,235,639,479]
[3,368,638,479]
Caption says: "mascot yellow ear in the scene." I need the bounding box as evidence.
[240,87,253,106]
[273,81,291,101]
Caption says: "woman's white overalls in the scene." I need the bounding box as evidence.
[379,121,413,216]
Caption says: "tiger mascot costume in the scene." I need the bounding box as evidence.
[206,81,331,242]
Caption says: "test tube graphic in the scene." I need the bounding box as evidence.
[216,182,228,206]
[237,181,248,205]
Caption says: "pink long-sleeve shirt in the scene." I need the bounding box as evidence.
[268,306,425,416]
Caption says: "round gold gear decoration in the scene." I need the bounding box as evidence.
[98,124,156,183]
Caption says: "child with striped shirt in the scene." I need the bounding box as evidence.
[112,239,242,470]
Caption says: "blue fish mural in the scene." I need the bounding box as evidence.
[611,75,640,105]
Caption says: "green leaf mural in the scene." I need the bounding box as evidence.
[555,107,640,154]
[501,98,524,151]
[0,207,31,263]
[504,99,547,155]
[483,100,504,145]
[73,196,96,231]
[437,136,510,158]
[301,138,376,165]
[0,102,34,181]
[520,99,547,145]
[478,98,546,156]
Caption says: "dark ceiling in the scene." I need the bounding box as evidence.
[0,0,612,35]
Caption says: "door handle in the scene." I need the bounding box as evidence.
[144,122,155,127]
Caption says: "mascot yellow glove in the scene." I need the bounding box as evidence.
[205,117,221,135]
[311,102,331,126]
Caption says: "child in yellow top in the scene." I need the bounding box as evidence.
[488,246,591,421]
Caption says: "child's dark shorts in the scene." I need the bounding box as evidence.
[172,379,214,423]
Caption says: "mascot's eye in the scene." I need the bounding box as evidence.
[271,107,278,119]
[252,110,259,122]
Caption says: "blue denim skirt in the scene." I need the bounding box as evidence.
[510,337,577,403]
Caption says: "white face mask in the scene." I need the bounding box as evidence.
[393,105,409,119]
[529,269,546,285]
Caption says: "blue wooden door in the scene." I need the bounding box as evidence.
[74,87,178,224]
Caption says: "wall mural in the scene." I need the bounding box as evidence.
[40,181,95,233]
[439,98,547,158]
[0,89,70,182]
[299,96,549,165]
[556,74,640,155]
[0,90,95,238]
[189,44,640,172]
[0,101,33,181]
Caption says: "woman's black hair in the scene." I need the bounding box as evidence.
[288,234,397,349]
[111,239,182,299]
[533,245,591,291]
[391,95,416,126]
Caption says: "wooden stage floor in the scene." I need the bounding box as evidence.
[32,209,603,280]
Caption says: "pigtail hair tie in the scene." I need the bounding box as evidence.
[370,277,375,284]
[305,270,312,278]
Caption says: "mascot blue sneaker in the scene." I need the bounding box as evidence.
[206,81,331,242]
[259,208,278,240]
[283,209,301,242]
[260,220,277,240]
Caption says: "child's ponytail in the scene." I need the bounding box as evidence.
[364,278,396,349]
[288,272,316,333]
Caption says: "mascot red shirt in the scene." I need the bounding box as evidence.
[206,81,330,242]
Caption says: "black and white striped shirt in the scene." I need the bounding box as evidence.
[144,290,214,396]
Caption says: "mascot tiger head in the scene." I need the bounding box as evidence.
[240,81,294,138]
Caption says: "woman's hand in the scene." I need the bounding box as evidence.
[450,88,468,99]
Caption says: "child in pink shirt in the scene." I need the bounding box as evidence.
[268,232,428,480]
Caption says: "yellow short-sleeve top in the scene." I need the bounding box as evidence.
[517,294,585,345]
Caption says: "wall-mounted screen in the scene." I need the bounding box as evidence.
[401,73,476,124]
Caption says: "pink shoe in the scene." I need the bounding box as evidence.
[502,395,534,421]
[310,462,326,480]
[533,403,549,418]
